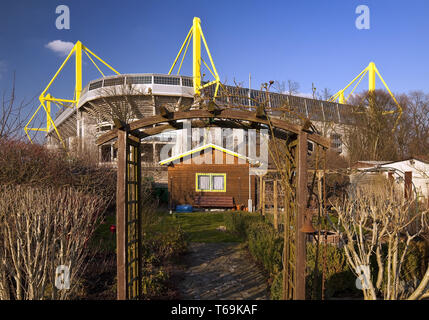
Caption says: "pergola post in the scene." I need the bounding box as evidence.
[295,131,308,299]
[116,129,127,300]
[115,128,142,300]
[273,180,278,231]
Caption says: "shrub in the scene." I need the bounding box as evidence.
[370,240,429,298]
[0,139,116,300]
[140,225,188,299]
[143,226,188,266]
[0,139,116,200]
[142,268,169,297]
[225,211,359,300]
[0,185,109,300]
[247,221,283,276]
[224,211,263,239]
[306,243,358,299]
[401,240,429,284]
[225,212,282,275]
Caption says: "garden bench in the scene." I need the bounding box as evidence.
[194,195,234,208]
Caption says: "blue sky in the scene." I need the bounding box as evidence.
[1,0,429,127]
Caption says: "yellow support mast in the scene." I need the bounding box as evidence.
[169,17,221,97]
[329,61,402,120]
[24,41,120,148]
[193,17,202,94]
[368,61,376,92]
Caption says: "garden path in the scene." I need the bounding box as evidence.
[174,242,269,300]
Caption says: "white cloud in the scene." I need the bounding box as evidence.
[45,40,75,56]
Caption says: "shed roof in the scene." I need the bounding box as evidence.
[381,157,429,166]
[351,160,390,169]
[159,143,256,166]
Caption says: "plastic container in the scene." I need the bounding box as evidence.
[175,204,193,213]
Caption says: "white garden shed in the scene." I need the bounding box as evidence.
[352,158,429,205]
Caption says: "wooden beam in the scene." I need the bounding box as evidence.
[159,105,172,119]
[96,109,331,147]
[256,104,266,118]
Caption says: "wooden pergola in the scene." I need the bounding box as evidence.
[96,107,330,300]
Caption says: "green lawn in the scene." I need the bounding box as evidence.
[155,211,242,243]
[94,210,243,248]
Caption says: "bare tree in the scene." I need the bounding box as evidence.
[86,83,145,125]
[317,88,332,101]
[271,79,300,96]
[331,181,429,300]
[403,91,429,157]
[342,90,402,162]
[273,81,287,94]
[287,80,300,96]
[0,73,38,141]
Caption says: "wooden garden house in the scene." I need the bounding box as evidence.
[159,143,258,209]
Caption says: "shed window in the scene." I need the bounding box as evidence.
[101,145,112,162]
[196,173,226,192]
[212,175,224,191]
[197,175,211,191]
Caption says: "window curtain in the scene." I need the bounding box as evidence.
[198,175,210,190]
[212,175,224,190]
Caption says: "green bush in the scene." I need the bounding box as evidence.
[269,243,358,300]
[225,211,359,299]
[142,268,169,297]
[306,243,358,299]
[247,221,283,276]
[225,212,282,275]
[402,240,428,284]
[143,226,188,265]
[270,271,283,300]
[140,225,188,298]
[224,211,263,239]
[371,240,429,297]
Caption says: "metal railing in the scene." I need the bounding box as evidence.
[55,74,357,125]
[202,84,357,125]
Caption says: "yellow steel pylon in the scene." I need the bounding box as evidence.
[24,41,120,148]
[168,17,221,97]
[329,62,402,120]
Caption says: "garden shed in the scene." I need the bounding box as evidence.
[159,143,259,210]
[351,157,429,206]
